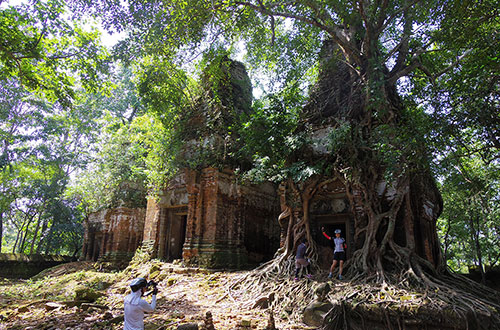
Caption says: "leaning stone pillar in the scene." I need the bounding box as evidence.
[142,197,161,257]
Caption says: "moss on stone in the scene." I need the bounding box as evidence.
[149,270,161,280]
[74,285,103,302]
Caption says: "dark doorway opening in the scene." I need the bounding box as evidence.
[170,214,187,260]
[160,208,188,261]
[314,218,350,270]
[93,234,102,261]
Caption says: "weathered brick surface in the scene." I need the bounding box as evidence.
[82,168,280,268]
[141,168,281,269]
[82,207,145,262]
[178,168,280,268]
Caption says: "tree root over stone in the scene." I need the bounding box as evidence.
[227,257,316,324]
[322,273,500,330]
[226,256,500,330]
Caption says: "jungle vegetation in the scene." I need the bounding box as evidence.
[0,0,499,327]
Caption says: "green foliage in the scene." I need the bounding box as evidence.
[72,0,325,96]
[0,0,113,254]
[238,84,305,182]
[0,77,102,254]
[68,113,161,212]
[137,56,195,125]
[0,0,110,107]
[134,56,198,175]
[326,120,352,155]
[137,49,259,176]
[66,62,183,210]
[408,0,500,272]
[200,49,253,116]
[438,154,500,272]
[413,0,499,163]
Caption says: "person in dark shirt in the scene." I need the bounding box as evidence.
[322,227,347,280]
[295,238,313,280]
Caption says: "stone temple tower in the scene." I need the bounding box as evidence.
[82,56,281,269]
[142,56,281,269]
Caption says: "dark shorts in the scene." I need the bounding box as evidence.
[295,258,310,268]
[333,252,346,261]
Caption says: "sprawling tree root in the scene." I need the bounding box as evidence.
[226,256,317,323]
[322,271,500,330]
[225,252,500,330]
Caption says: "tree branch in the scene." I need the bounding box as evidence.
[388,6,413,76]
[255,0,275,45]
[432,49,473,80]
[233,1,363,66]
[375,0,390,31]
[28,20,48,53]
[380,0,423,32]
[357,0,374,57]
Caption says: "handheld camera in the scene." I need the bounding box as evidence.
[144,280,158,296]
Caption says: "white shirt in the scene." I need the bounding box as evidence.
[333,237,345,253]
[124,290,157,330]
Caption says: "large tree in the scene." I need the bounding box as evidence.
[0,0,112,252]
[73,0,500,326]
[438,146,500,282]
[0,0,109,106]
[75,0,495,273]
[0,80,100,255]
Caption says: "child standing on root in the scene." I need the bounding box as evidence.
[295,239,313,280]
[322,227,347,280]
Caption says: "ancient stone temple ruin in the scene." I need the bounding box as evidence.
[82,56,282,268]
[81,51,442,270]
[81,169,280,268]
[82,207,146,262]
[143,169,280,268]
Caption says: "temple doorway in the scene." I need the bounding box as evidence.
[158,207,187,261]
[314,215,352,270]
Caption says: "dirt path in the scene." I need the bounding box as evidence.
[0,262,316,330]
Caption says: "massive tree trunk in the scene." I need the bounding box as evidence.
[267,40,444,283]
[0,212,3,253]
[346,166,443,282]
[275,170,443,282]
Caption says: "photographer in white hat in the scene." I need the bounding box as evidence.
[124,278,158,330]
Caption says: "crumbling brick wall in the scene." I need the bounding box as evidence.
[139,168,280,269]
[82,207,145,262]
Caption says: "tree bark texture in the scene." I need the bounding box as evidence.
[0,212,3,253]
[274,41,444,282]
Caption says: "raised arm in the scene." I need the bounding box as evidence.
[140,295,157,313]
[321,227,331,240]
